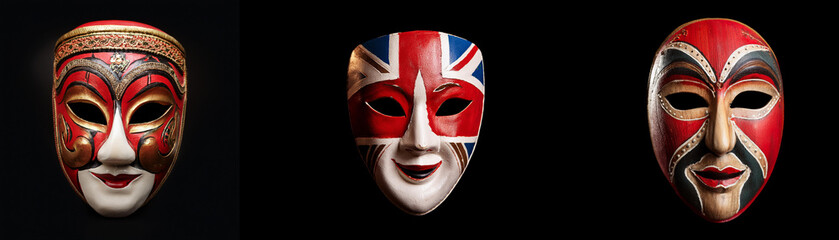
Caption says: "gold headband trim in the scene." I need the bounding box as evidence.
[55,25,186,72]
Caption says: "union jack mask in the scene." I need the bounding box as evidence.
[347,31,484,215]
[648,18,783,222]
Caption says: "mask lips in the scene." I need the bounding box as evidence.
[691,166,746,188]
[91,172,142,188]
[392,159,442,181]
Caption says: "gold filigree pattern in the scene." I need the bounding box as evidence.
[55,30,186,73]
[109,52,128,73]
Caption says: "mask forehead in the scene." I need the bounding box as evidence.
[348,31,484,97]
[657,18,781,91]
[347,31,484,138]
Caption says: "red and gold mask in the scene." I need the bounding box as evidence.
[347,31,484,215]
[648,18,783,222]
[53,20,186,217]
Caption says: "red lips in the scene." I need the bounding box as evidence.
[91,173,141,188]
[692,167,745,188]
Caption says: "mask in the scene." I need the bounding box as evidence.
[346,31,484,215]
[53,20,187,217]
[648,18,783,222]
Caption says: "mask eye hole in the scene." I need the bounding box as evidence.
[130,102,172,124]
[367,97,405,117]
[664,92,708,110]
[730,91,772,109]
[436,98,472,116]
[68,102,107,125]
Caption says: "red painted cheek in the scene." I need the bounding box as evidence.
[120,68,184,151]
[348,91,410,138]
[429,97,483,137]
[54,81,113,168]
[733,99,783,176]
[425,80,483,137]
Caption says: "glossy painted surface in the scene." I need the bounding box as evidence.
[648,18,783,222]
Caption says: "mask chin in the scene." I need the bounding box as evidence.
[78,166,154,218]
[371,140,462,216]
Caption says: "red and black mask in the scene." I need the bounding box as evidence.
[53,20,186,217]
[648,18,783,222]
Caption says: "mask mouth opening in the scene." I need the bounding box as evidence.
[392,159,441,181]
[691,167,745,188]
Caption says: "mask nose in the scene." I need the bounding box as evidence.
[97,108,135,166]
[398,71,440,154]
[705,99,736,156]
[400,106,439,153]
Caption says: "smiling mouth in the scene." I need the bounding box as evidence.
[392,159,441,181]
[91,173,141,189]
[692,167,745,188]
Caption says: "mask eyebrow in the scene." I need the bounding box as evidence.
[55,58,117,97]
[433,82,461,92]
[383,84,406,95]
[122,62,185,99]
[655,46,715,89]
[66,81,106,102]
[727,59,781,91]
[127,82,172,103]
[659,61,712,89]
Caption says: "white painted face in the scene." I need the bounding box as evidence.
[364,73,466,215]
[347,31,484,215]
[78,109,155,218]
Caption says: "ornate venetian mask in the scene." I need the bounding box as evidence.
[346,31,484,215]
[648,18,783,222]
[53,20,187,217]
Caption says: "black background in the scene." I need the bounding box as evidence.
[0,1,834,238]
[0,1,239,238]
[275,3,838,237]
